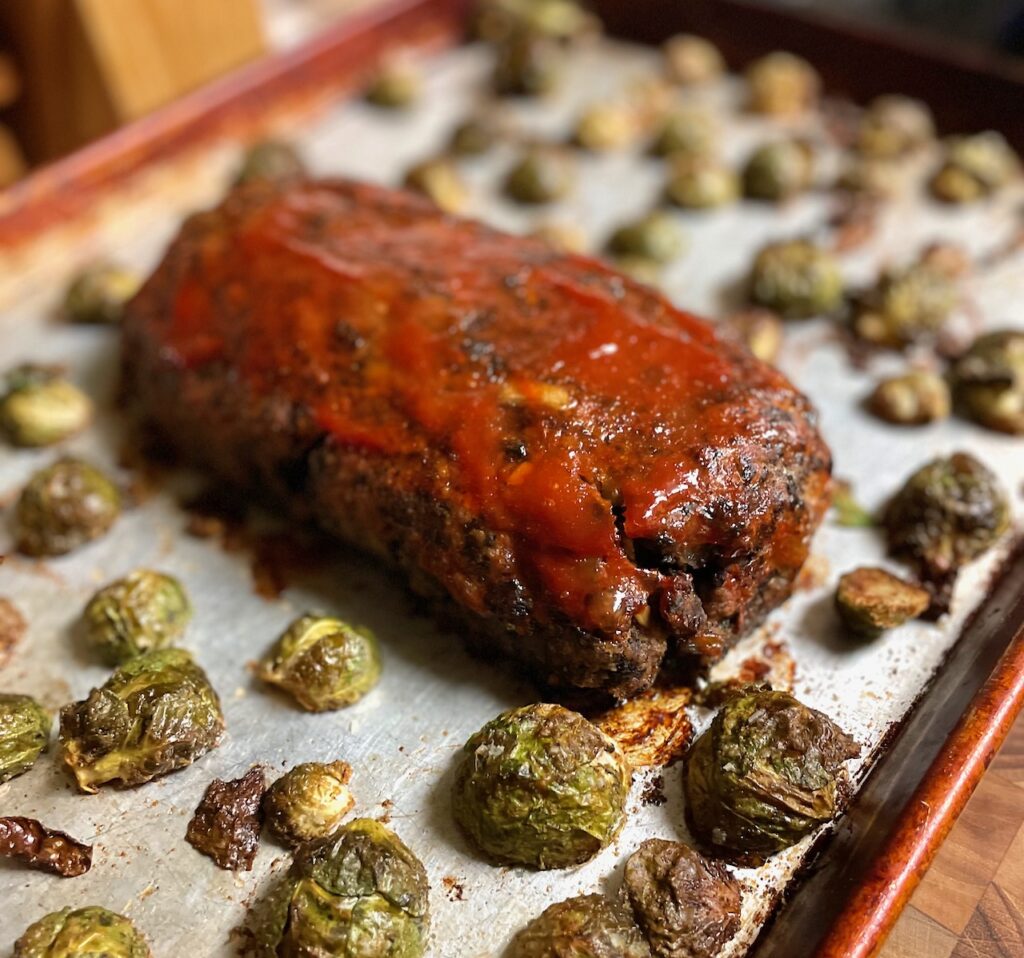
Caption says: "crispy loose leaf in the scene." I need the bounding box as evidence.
[186,766,265,871]
[0,817,93,877]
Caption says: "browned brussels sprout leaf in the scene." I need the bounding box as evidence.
[623,838,741,958]
[452,703,631,869]
[511,894,651,958]
[14,906,151,957]
[0,816,93,877]
[684,689,860,862]
[59,648,224,792]
[186,766,266,871]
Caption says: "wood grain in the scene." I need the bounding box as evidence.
[881,717,1024,957]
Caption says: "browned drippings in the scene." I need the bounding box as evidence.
[593,684,693,768]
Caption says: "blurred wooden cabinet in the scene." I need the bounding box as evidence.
[0,0,266,164]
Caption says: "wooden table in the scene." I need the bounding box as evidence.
[881,716,1024,957]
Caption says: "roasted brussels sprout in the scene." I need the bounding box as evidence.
[573,102,637,152]
[623,838,742,958]
[14,458,121,557]
[745,51,819,116]
[666,156,739,210]
[614,255,664,286]
[448,116,497,156]
[663,33,725,86]
[259,614,381,712]
[492,30,560,97]
[403,158,468,214]
[233,140,306,186]
[719,309,784,363]
[852,257,959,348]
[649,109,718,160]
[264,760,355,847]
[885,453,1010,582]
[835,158,901,199]
[742,139,815,202]
[504,149,573,204]
[530,221,588,254]
[13,906,151,958]
[268,818,430,958]
[856,95,934,158]
[867,370,951,426]
[684,689,860,860]
[951,330,1024,435]
[930,132,1020,203]
[365,61,421,108]
[475,0,598,44]
[0,365,92,448]
[748,239,843,319]
[834,567,931,640]
[511,894,651,958]
[452,703,630,869]
[83,570,192,665]
[62,262,141,325]
[60,647,224,792]
[607,212,685,265]
[0,694,51,784]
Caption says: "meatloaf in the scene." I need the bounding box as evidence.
[122,178,831,700]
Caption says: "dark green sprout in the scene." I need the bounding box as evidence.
[60,648,224,792]
[742,140,815,202]
[684,689,860,860]
[885,452,1010,581]
[259,614,381,712]
[13,458,121,557]
[452,703,631,869]
[607,212,685,265]
[504,150,573,204]
[748,239,843,319]
[0,694,51,784]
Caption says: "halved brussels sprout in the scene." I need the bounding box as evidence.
[663,34,725,86]
[259,614,381,712]
[511,894,651,958]
[745,51,819,116]
[951,330,1024,435]
[856,95,934,158]
[607,212,685,265]
[649,109,718,160]
[742,140,815,202]
[834,567,931,640]
[452,703,631,869]
[404,158,468,214]
[63,262,141,325]
[684,689,860,860]
[867,370,950,426]
[748,239,843,319]
[885,452,1010,581]
[14,906,151,958]
[234,140,306,186]
[666,156,739,210]
[623,838,742,958]
[504,150,574,204]
[83,570,192,665]
[0,365,92,448]
[267,818,430,958]
[14,458,121,557]
[930,132,1020,203]
[60,648,224,792]
[264,760,355,848]
[0,694,51,783]
[365,61,421,109]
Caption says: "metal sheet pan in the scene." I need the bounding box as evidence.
[2,14,1024,958]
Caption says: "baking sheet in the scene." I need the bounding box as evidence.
[1,36,1023,958]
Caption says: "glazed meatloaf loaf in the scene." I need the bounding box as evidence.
[122,178,831,700]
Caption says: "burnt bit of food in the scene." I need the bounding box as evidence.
[442,875,466,901]
[640,773,667,806]
[0,597,27,669]
[0,816,93,877]
[623,838,742,958]
[186,766,266,871]
[593,684,693,768]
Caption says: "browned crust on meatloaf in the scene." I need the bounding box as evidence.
[121,178,831,700]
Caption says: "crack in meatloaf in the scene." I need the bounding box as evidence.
[121,178,831,700]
